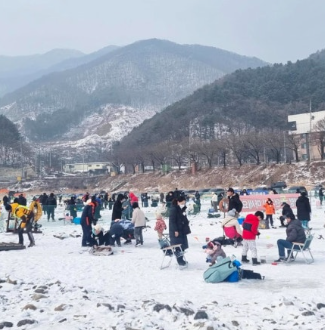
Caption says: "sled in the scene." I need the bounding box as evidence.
[0,242,26,251]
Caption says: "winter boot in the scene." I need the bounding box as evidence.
[241,256,250,263]
[252,258,261,265]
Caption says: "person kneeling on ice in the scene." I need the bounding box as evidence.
[110,220,124,247]
[221,209,243,246]
[241,214,261,265]
[274,213,306,262]
[205,240,226,266]
[89,224,110,246]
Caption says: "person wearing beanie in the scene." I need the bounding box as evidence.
[241,214,261,265]
[296,191,311,229]
[274,213,306,262]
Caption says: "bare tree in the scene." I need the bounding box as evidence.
[227,135,246,166]
[286,134,300,162]
[216,138,228,168]
[244,131,264,165]
[169,139,188,170]
[313,119,325,160]
[264,131,284,164]
[194,140,218,168]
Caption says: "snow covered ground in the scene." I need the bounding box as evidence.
[1,198,325,330]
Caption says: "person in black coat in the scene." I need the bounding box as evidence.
[296,192,311,229]
[80,199,96,247]
[68,196,77,219]
[227,188,243,213]
[169,196,191,266]
[17,194,27,206]
[110,221,124,246]
[280,202,294,227]
[111,194,126,221]
[40,193,48,215]
[275,214,306,262]
[2,195,9,206]
[46,192,57,221]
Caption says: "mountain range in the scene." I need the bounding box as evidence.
[0,46,119,97]
[0,39,267,143]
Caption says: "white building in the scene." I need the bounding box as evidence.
[288,110,325,160]
[63,162,111,174]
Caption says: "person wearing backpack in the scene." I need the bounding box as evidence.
[241,214,261,265]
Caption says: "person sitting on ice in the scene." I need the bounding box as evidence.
[221,209,243,246]
[274,213,306,262]
[205,240,226,266]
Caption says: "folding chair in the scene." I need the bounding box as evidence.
[286,234,314,264]
[160,244,187,270]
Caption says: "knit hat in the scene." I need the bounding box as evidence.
[228,209,236,217]
[93,224,102,232]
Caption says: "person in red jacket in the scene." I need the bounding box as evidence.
[263,198,275,229]
[241,214,261,265]
[128,191,139,206]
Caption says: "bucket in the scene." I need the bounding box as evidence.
[237,217,244,225]
[73,217,81,225]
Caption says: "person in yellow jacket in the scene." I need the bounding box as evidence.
[263,198,276,229]
[5,202,35,247]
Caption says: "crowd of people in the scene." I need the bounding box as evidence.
[1,187,312,270]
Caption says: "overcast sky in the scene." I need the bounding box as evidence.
[1,0,324,63]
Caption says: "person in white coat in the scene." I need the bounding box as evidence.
[221,209,243,246]
[131,202,146,247]
[211,193,219,212]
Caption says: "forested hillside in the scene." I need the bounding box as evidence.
[120,51,325,148]
[0,39,266,141]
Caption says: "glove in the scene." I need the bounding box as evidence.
[257,232,260,236]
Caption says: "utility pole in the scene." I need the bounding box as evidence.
[283,131,287,163]
[309,100,313,162]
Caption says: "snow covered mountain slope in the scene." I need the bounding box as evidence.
[0,39,267,143]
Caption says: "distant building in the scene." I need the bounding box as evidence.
[63,162,111,175]
[288,110,325,160]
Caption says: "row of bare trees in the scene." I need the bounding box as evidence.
[105,129,309,174]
